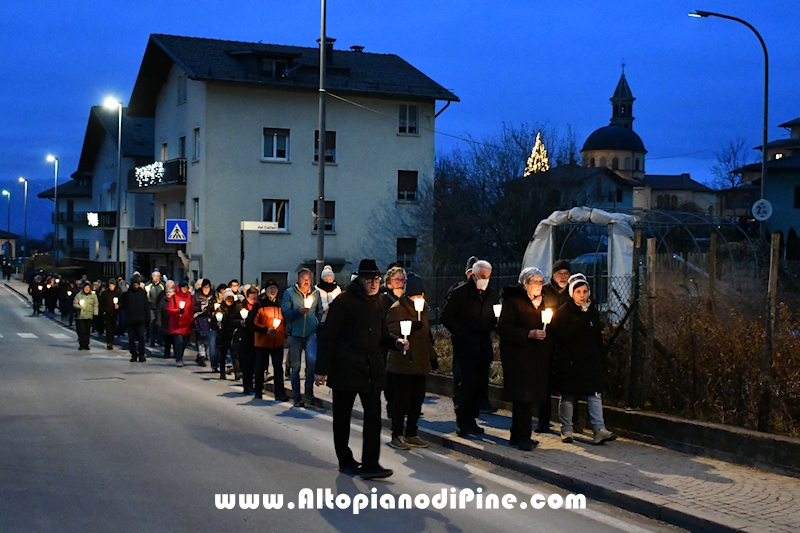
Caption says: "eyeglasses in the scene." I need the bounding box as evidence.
[364,277,381,284]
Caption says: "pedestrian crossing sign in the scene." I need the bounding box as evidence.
[165,219,190,243]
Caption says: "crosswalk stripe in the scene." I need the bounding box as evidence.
[0,333,3,338]
[17,333,38,338]
[49,333,70,339]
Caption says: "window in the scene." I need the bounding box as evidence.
[589,157,595,167]
[599,157,607,168]
[262,199,289,230]
[794,186,800,209]
[161,143,168,162]
[193,128,200,160]
[612,157,619,170]
[312,200,336,233]
[635,158,641,171]
[178,136,186,159]
[261,59,288,78]
[671,195,678,210]
[397,170,418,201]
[396,238,417,270]
[177,75,187,104]
[263,128,290,160]
[314,130,337,163]
[399,104,419,134]
[192,198,199,232]
[624,157,631,170]
[179,201,186,219]
[616,189,623,203]
[775,153,784,160]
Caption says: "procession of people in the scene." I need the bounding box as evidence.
[22,255,616,480]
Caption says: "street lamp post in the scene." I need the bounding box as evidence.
[315,0,328,283]
[689,10,769,233]
[104,97,123,278]
[2,190,9,233]
[18,177,27,257]
[46,155,59,264]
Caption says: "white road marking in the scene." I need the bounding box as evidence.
[0,333,3,338]
[2,285,29,304]
[49,333,70,339]
[17,333,38,338]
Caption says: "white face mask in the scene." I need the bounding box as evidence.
[475,278,489,291]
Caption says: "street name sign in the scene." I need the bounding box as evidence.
[240,221,279,231]
[165,219,190,243]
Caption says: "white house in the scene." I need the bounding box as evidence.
[126,34,458,289]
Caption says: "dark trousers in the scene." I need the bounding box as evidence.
[240,347,254,392]
[453,353,491,427]
[76,319,91,348]
[332,388,382,469]
[255,346,285,399]
[162,332,173,358]
[104,316,117,347]
[511,402,534,442]
[127,321,146,359]
[390,373,426,438]
[174,334,187,362]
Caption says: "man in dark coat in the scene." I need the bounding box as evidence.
[125,274,150,362]
[440,259,498,437]
[99,278,121,350]
[28,276,44,315]
[537,259,572,433]
[316,259,407,480]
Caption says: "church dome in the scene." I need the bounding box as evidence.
[581,125,646,153]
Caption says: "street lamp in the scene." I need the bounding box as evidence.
[689,10,769,227]
[104,97,123,278]
[2,190,9,233]
[46,154,59,264]
[18,177,27,257]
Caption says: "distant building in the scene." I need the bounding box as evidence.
[0,230,20,258]
[125,34,458,286]
[634,174,716,214]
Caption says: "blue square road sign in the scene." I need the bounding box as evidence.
[165,219,190,243]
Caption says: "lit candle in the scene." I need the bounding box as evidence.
[541,308,553,331]
[38,285,43,291]
[414,298,425,321]
[214,302,220,310]
[113,297,118,305]
[67,291,72,297]
[493,304,502,318]
[303,296,313,309]
[400,320,412,355]
[145,285,150,296]
[272,317,281,329]
[79,299,85,307]
[215,312,223,322]
[179,301,185,310]
[239,309,249,320]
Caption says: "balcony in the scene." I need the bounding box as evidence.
[128,158,187,193]
[128,228,186,253]
[53,211,116,228]
[58,239,90,259]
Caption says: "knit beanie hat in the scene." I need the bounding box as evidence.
[405,274,426,298]
[567,273,588,298]
[321,265,335,280]
[552,259,571,275]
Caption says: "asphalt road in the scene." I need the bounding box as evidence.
[0,284,685,533]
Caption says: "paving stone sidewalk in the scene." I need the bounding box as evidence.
[6,278,800,532]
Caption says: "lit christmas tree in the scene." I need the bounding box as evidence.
[523,132,550,177]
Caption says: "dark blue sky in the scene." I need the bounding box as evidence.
[2,0,798,239]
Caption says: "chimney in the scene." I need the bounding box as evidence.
[317,37,336,65]
[350,45,364,53]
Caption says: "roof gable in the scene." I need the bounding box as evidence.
[77,107,154,172]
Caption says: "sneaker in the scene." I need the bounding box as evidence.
[211,367,218,373]
[176,361,185,367]
[197,358,207,367]
[561,431,574,444]
[593,429,617,445]
[389,436,410,450]
[293,398,305,408]
[106,344,113,350]
[403,436,429,448]
[338,461,361,475]
[359,466,393,480]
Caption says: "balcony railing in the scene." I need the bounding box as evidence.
[58,239,90,259]
[128,158,187,193]
[53,211,116,228]
[128,228,186,253]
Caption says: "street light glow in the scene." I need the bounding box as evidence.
[46,154,57,162]
[18,177,26,183]
[1,190,8,196]
[104,96,122,109]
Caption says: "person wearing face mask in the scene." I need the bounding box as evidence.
[497,267,553,451]
[550,274,616,445]
[74,282,99,350]
[249,280,288,401]
[379,265,406,418]
[315,265,341,324]
[315,259,408,480]
[385,274,438,450]
[440,259,498,437]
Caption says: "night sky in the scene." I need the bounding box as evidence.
[1,0,797,240]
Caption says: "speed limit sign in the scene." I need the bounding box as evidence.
[752,199,773,221]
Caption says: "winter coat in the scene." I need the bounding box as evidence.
[440,278,497,364]
[125,286,150,324]
[29,280,44,300]
[316,281,342,323]
[542,280,571,311]
[99,287,122,319]
[497,284,553,404]
[386,296,437,376]
[167,291,195,336]
[281,284,323,338]
[73,291,99,320]
[249,296,286,349]
[550,299,606,396]
[316,280,400,393]
[145,280,165,320]
[229,300,255,356]
[156,291,173,333]
[193,290,215,340]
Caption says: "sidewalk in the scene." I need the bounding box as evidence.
[6,278,799,533]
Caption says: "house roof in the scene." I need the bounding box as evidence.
[754,138,800,151]
[38,178,92,199]
[507,162,640,189]
[129,34,459,116]
[77,107,154,173]
[641,174,713,193]
[611,72,633,101]
[735,154,800,174]
[778,117,800,128]
[0,230,20,239]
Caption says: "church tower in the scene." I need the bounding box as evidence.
[610,67,635,130]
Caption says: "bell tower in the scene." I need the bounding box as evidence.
[610,64,635,130]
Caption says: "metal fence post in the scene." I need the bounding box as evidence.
[628,230,642,407]
[757,232,780,432]
[709,233,717,310]
[643,237,656,406]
